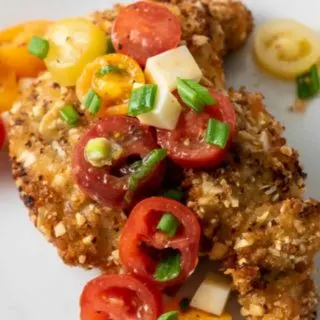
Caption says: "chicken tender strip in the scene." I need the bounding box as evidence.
[184,90,320,318]
[9,1,253,271]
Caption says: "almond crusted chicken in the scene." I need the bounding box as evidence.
[9,1,320,319]
[185,90,320,319]
[8,0,253,270]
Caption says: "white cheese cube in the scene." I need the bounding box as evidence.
[191,273,232,316]
[134,83,181,130]
[145,45,203,91]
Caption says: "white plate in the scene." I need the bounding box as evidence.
[0,0,320,319]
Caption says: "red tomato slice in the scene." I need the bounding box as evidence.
[119,197,201,288]
[80,274,163,320]
[0,118,6,150]
[112,1,182,66]
[156,90,237,168]
[72,116,165,209]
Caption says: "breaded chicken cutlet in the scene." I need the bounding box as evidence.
[10,1,320,319]
[8,0,253,270]
[185,89,320,319]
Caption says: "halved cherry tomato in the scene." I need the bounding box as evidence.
[80,274,163,320]
[45,18,107,86]
[156,90,237,169]
[0,118,6,150]
[76,54,145,111]
[0,63,18,112]
[0,20,52,77]
[112,1,182,66]
[72,116,165,209]
[119,197,201,288]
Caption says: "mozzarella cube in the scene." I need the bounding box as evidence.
[145,45,203,91]
[134,83,181,130]
[191,273,232,316]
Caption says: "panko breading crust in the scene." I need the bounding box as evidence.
[185,89,320,319]
[9,0,252,270]
[9,1,319,319]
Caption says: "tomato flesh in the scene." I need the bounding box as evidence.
[119,197,201,288]
[112,1,182,66]
[80,274,163,320]
[156,90,237,168]
[72,116,165,209]
[0,118,6,150]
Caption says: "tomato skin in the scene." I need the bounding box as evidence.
[119,197,201,288]
[80,274,163,320]
[0,20,52,78]
[0,118,6,150]
[156,90,237,169]
[72,116,165,209]
[112,1,182,66]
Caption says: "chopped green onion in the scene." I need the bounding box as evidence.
[157,311,179,320]
[107,37,115,53]
[154,253,181,282]
[96,64,127,77]
[84,137,111,167]
[83,89,101,114]
[163,189,184,201]
[126,148,167,202]
[59,104,80,125]
[205,118,230,149]
[157,213,180,237]
[28,36,49,59]
[296,64,320,99]
[179,298,190,312]
[128,84,158,116]
[177,78,215,112]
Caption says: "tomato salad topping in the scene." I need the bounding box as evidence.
[119,197,201,288]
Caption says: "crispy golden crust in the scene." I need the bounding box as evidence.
[184,89,320,318]
[237,271,318,320]
[9,1,253,271]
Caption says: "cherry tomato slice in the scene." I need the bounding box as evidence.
[80,274,163,320]
[76,54,145,112]
[119,197,201,288]
[0,20,52,78]
[112,1,182,66]
[72,116,165,209]
[0,63,18,113]
[156,90,237,169]
[0,118,6,150]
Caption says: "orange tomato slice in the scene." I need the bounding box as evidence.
[76,53,145,112]
[0,62,18,112]
[0,20,52,77]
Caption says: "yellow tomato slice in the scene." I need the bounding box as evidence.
[165,299,232,320]
[45,18,107,87]
[76,53,145,108]
[0,63,18,112]
[254,19,320,79]
[0,20,52,77]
